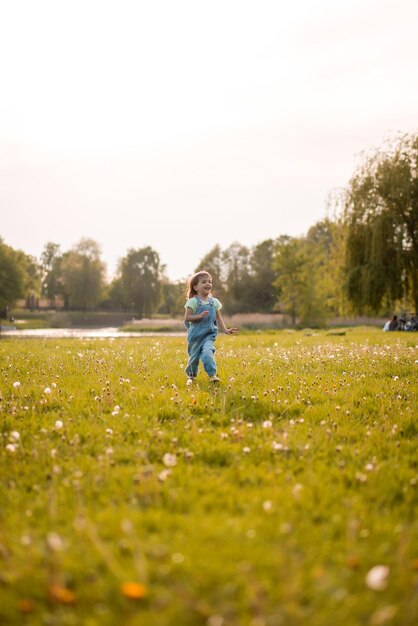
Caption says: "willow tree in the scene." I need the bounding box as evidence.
[344,133,418,313]
[117,246,162,318]
[60,239,106,310]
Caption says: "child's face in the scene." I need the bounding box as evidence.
[193,275,212,297]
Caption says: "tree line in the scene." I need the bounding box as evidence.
[1,133,417,324]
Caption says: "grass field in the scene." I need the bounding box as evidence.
[1,329,417,625]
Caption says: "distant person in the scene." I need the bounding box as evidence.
[383,315,398,331]
[184,271,238,385]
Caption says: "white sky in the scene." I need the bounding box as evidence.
[1,0,417,281]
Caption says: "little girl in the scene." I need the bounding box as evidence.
[184,271,238,384]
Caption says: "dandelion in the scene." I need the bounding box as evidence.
[262,500,273,512]
[13,381,21,388]
[365,565,390,590]
[54,420,63,430]
[163,453,177,467]
[17,599,34,613]
[370,605,397,625]
[48,584,76,604]
[121,581,148,600]
[280,522,292,534]
[356,471,367,483]
[158,469,172,482]
[243,446,251,454]
[262,420,272,429]
[9,431,20,442]
[292,483,303,498]
[172,552,185,563]
[272,442,289,452]
[47,532,66,552]
[6,443,16,453]
[44,387,52,394]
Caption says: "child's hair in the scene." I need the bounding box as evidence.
[186,271,212,299]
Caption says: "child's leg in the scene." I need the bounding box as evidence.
[185,336,201,378]
[200,336,217,377]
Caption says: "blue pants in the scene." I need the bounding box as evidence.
[186,333,217,377]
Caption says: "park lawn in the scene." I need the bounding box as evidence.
[0,329,417,626]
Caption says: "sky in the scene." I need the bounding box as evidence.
[1,0,417,282]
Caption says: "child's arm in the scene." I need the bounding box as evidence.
[184,307,209,323]
[216,310,238,334]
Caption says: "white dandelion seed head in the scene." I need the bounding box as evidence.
[46,532,66,552]
[5,443,16,453]
[44,387,52,394]
[54,420,63,430]
[163,453,177,467]
[13,381,21,388]
[292,483,303,498]
[158,469,172,482]
[365,565,390,590]
[9,431,20,442]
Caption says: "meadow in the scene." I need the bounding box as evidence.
[0,329,417,626]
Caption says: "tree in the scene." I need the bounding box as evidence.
[40,242,63,307]
[118,246,162,318]
[158,280,184,316]
[60,238,106,310]
[222,242,252,313]
[305,219,347,321]
[249,239,278,312]
[0,239,24,314]
[274,236,307,326]
[344,133,418,313]
[10,249,41,309]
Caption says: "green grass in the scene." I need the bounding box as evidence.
[0,329,417,626]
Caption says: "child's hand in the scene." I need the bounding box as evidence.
[199,311,209,319]
[225,327,238,335]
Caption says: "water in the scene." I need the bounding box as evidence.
[0,327,185,339]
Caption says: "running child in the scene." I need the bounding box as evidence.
[184,271,238,384]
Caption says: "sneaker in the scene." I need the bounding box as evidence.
[186,377,194,386]
[209,375,220,383]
